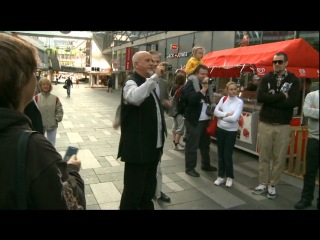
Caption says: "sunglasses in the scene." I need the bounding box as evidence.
[272,60,284,65]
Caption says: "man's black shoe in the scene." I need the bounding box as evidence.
[158,192,171,202]
[294,199,312,210]
[186,169,200,177]
[201,165,217,171]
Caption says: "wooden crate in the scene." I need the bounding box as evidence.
[283,126,308,179]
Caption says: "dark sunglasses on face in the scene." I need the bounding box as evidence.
[272,60,284,65]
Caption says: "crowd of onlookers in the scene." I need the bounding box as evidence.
[0,32,318,210]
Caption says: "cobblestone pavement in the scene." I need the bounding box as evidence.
[52,82,318,210]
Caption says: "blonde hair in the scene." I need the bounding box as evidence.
[38,77,53,92]
[192,46,205,56]
[225,81,237,90]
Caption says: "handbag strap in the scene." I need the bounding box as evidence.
[16,130,36,210]
[223,96,228,102]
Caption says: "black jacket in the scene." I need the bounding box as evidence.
[257,71,300,124]
[0,108,86,210]
[181,80,208,127]
[24,100,44,134]
[117,72,166,164]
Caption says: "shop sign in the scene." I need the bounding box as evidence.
[125,47,132,70]
[167,51,189,58]
[171,44,178,50]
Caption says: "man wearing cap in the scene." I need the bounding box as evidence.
[245,75,260,91]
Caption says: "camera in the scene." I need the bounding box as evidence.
[208,78,215,84]
[208,78,216,92]
[163,64,172,71]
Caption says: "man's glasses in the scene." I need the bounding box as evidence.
[272,60,284,65]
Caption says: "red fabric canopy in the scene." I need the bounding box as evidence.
[202,38,319,78]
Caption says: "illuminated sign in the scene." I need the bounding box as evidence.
[167,52,190,58]
[171,44,178,50]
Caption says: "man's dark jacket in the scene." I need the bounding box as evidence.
[257,71,300,124]
[181,80,208,127]
[117,72,166,164]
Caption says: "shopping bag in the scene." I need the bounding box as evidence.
[63,84,67,89]
[206,116,218,137]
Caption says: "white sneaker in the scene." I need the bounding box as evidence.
[178,143,185,148]
[226,178,233,187]
[174,143,185,151]
[267,185,276,199]
[252,184,267,195]
[214,177,225,186]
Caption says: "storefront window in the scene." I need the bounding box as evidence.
[235,31,262,47]
[262,31,295,44]
[297,31,319,51]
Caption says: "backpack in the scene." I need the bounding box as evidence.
[176,85,186,115]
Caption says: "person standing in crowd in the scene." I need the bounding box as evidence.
[114,51,171,203]
[117,51,167,209]
[182,64,217,178]
[170,72,186,151]
[185,46,214,107]
[65,77,73,97]
[213,82,243,188]
[149,50,172,203]
[0,33,85,210]
[252,51,300,199]
[294,89,319,210]
[36,78,64,147]
[245,74,260,91]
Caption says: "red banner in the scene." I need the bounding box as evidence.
[125,47,132,71]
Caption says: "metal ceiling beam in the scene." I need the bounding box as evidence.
[9,31,93,40]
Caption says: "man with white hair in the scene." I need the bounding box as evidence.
[117,51,167,210]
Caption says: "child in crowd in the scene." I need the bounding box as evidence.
[185,46,214,106]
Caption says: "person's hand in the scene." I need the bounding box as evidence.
[162,99,171,108]
[225,111,234,117]
[67,154,81,168]
[155,62,168,77]
[200,79,209,94]
[113,120,120,129]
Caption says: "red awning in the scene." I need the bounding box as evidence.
[202,38,319,78]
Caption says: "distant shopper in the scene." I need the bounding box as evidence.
[36,78,64,147]
[107,76,114,93]
[294,90,319,210]
[252,51,300,199]
[65,77,73,97]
